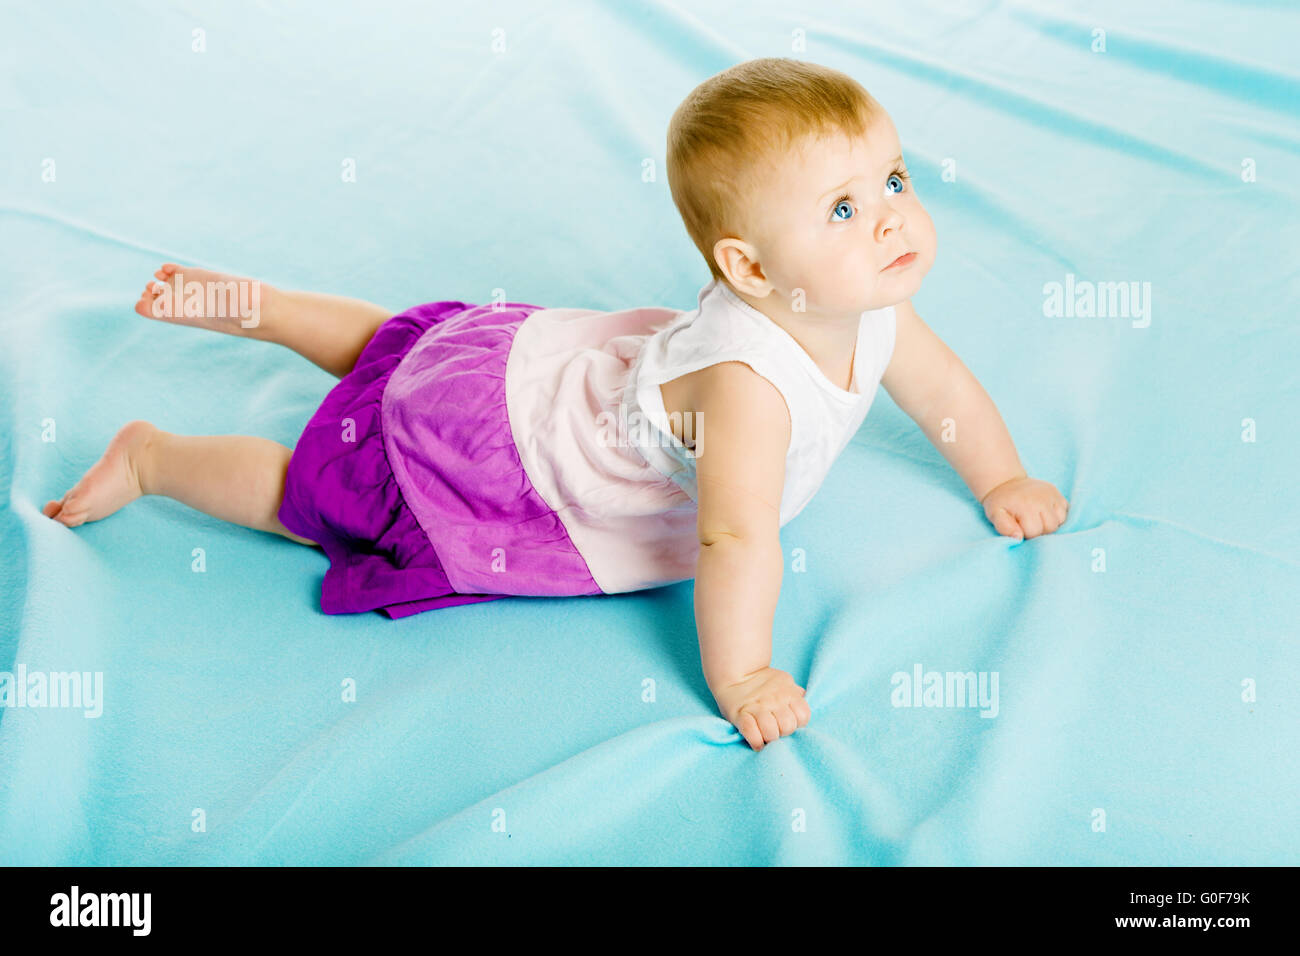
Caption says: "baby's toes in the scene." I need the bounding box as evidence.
[154,263,180,282]
[135,283,165,318]
[44,496,79,525]
[55,496,90,526]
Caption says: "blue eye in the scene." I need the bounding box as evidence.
[830,167,910,221]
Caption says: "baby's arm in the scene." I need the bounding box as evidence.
[691,362,811,751]
[882,298,1068,538]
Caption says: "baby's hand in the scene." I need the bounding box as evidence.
[982,476,1068,540]
[710,666,811,751]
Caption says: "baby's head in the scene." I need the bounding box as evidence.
[667,58,935,318]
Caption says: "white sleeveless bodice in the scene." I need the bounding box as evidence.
[503,278,897,594]
[619,278,897,526]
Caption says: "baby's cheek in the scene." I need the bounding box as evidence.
[918,208,938,263]
[828,262,879,310]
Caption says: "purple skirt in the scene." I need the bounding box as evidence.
[277,299,603,618]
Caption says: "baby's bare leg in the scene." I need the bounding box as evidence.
[42,420,316,545]
[137,263,393,378]
[271,289,393,378]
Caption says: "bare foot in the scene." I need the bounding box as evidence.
[42,420,157,528]
[134,263,279,337]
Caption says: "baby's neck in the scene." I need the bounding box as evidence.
[730,287,863,391]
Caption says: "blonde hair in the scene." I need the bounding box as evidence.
[666,57,881,283]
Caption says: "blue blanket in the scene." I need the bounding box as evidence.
[2,0,1297,865]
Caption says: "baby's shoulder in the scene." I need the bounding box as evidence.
[668,361,791,454]
[661,360,790,427]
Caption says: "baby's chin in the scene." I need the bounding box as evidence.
[847,282,923,314]
[815,293,911,317]
[815,260,930,314]
[868,261,929,308]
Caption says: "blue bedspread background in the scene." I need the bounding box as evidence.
[1,0,1297,865]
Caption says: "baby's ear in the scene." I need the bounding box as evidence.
[712,240,765,296]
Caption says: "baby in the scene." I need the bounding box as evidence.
[43,58,1067,752]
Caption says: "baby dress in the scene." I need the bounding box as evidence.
[277,278,897,617]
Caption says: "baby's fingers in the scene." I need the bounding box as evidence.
[775,704,799,737]
[754,709,782,747]
[736,708,782,750]
[734,681,813,750]
[989,506,1023,540]
[1040,505,1067,534]
[736,711,766,752]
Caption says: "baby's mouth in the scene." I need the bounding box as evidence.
[883,252,917,271]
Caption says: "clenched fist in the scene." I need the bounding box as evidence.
[982,475,1069,540]
[710,666,811,751]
